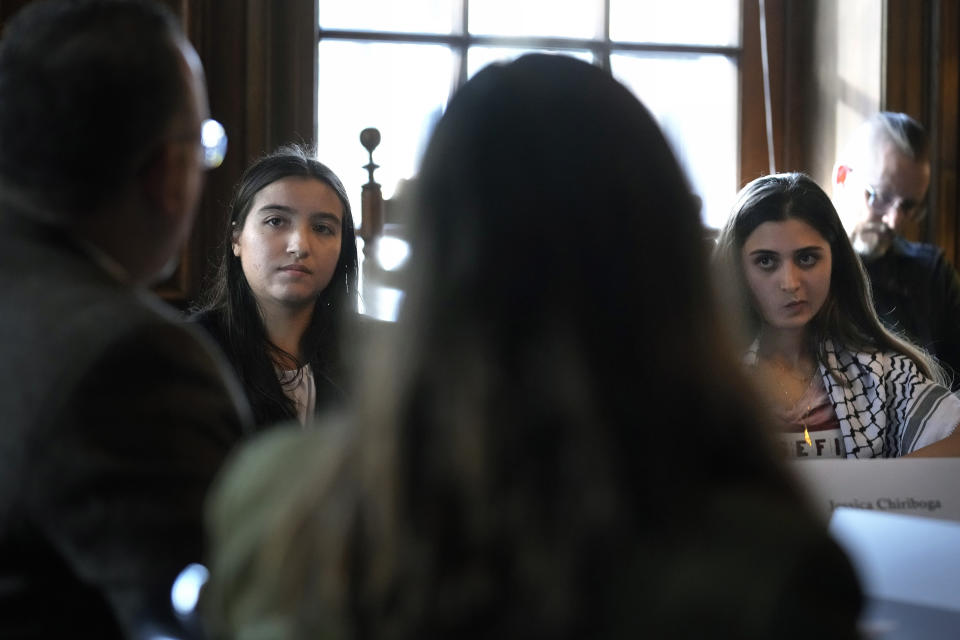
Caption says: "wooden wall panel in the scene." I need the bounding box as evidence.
[741,0,788,186]
[883,0,930,244]
[930,0,960,263]
[166,0,252,305]
[247,0,318,153]
[884,0,929,119]
[884,0,960,262]
[169,0,317,304]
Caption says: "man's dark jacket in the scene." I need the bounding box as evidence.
[0,211,252,638]
[865,235,960,389]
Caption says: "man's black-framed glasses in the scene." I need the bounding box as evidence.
[864,183,925,222]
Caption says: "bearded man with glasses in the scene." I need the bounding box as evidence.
[833,111,960,389]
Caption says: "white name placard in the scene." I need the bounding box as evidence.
[789,458,960,523]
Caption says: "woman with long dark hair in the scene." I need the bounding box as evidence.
[715,172,960,457]
[192,144,358,427]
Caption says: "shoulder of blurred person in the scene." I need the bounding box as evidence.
[204,420,862,640]
[203,422,355,639]
[0,1,251,637]
[631,485,862,638]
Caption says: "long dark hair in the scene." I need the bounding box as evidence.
[337,54,807,634]
[714,172,942,381]
[193,144,359,424]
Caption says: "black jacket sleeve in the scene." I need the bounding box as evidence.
[25,321,251,639]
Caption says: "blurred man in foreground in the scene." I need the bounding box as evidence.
[0,1,250,637]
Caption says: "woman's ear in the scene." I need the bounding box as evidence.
[231,221,241,257]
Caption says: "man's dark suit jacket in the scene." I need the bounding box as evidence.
[0,211,252,638]
[865,235,960,389]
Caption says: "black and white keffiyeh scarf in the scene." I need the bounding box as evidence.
[745,340,960,457]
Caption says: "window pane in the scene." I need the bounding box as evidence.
[317,41,455,216]
[319,0,459,34]
[611,53,738,228]
[467,47,594,79]
[469,0,603,39]
[610,0,740,46]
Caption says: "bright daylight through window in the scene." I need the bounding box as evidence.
[317,0,741,234]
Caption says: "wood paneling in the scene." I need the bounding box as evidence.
[156,0,251,304]
[883,0,960,263]
[883,0,930,244]
[884,0,930,119]
[928,0,960,263]
[741,0,788,186]
[166,0,317,304]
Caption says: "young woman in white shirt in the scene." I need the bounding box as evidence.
[192,145,358,427]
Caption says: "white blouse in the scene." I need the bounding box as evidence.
[278,364,316,426]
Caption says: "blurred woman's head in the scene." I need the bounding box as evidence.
[402,54,717,403]
[344,54,795,634]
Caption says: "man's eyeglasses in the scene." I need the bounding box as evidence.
[200,119,227,170]
[864,183,925,222]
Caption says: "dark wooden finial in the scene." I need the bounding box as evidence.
[360,127,381,152]
[360,128,384,250]
[360,127,381,185]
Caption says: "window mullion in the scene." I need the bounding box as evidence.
[458,0,469,88]
[600,0,611,72]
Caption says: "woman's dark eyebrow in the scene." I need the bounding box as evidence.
[256,204,294,214]
[311,211,342,227]
[255,206,342,227]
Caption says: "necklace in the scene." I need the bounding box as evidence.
[763,359,818,447]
